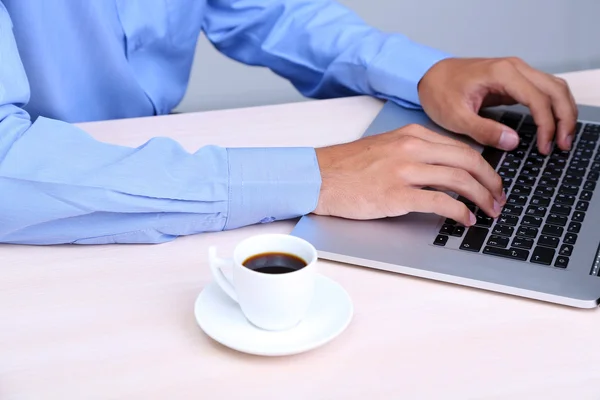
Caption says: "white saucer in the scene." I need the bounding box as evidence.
[195,274,353,356]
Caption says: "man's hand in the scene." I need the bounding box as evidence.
[314,125,506,226]
[418,57,578,155]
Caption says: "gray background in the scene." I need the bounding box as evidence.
[176,0,600,112]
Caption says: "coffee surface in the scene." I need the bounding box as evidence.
[243,252,307,274]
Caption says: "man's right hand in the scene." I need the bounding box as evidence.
[313,124,506,226]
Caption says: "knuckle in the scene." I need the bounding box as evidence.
[506,56,524,65]
[430,192,450,208]
[396,135,422,152]
[450,168,471,185]
[396,162,417,179]
[491,59,514,75]
[462,147,484,166]
[554,77,569,88]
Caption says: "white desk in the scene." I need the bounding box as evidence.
[2,70,600,400]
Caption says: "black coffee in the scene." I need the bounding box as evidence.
[243,252,307,274]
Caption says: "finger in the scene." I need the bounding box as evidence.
[491,62,556,155]
[401,164,502,219]
[394,188,476,226]
[414,142,506,203]
[512,61,578,150]
[401,124,472,149]
[453,107,520,151]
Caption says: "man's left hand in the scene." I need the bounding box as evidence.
[417,57,578,155]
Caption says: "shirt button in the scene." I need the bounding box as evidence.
[259,217,276,224]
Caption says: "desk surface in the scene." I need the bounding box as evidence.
[2,69,600,400]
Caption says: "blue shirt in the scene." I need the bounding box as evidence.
[0,0,448,244]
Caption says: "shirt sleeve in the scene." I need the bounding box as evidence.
[202,0,452,108]
[0,4,320,245]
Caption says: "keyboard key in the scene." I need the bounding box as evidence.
[552,149,571,159]
[554,256,569,268]
[534,186,555,197]
[460,226,489,252]
[566,166,587,177]
[498,214,519,226]
[589,171,599,181]
[580,190,593,201]
[445,218,457,225]
[440,224,454,235]
[509,149,527,159]
[511,185,531,196]
[572,211,585,223]
[502,178,513,189]
[507,195,528,206]
[546,159,566,169]
[592,162,600,172]
[531,246,556,265]
[512,236,534,250]
[451,226,465,237]
[516,175,537,186]
[546,213,567,226]
[569,159,589,168]
[493,224,515,237]
[564,175,583,186]
[521,167,541,177]
[550,204,572,216]
[538,235,559,248]
[516,226,539,238]
[576,201,589,211]
[564,233,578,245]
[475,214,494,227]
[434,235,449,246]
[543,168,564,178]
[567,221,581,233]
[483,246,529,261]
[583,181,596,191]
[559,185,579,196]
[501,204,523,216]
[555,194,576,206]
[502,159,521,169]
[482,147,505,169]
[526,206,547,217]
[524,157,544,168]
[530,196,550,207]
[487,235,509,248]
[559,244,574,257]
[499,168,518,178]
[542,224,564,237]
[575,148,594,159]
[522,216,543,228]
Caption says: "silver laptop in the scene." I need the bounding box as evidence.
[291,101,600,308]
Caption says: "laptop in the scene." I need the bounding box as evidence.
[291,100,600,308]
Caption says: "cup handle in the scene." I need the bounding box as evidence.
[208,246,238,303]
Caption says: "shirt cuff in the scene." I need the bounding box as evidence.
[224,147,322,230]
[366,34,452,108]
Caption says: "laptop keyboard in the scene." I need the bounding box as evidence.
[433,111,599,269]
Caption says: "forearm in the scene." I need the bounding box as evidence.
[203,0,451,107]
[0,4,321,245]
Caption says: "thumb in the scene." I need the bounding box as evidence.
[459,111,520,151]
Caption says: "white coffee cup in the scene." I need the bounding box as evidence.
[208,233,318,331]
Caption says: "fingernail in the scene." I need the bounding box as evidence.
[545,142,552,154]
[498,129,519,150]
[493,200,502,215]
[566,134,574,150]
[469,212,477,226]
